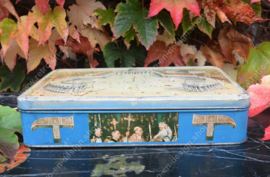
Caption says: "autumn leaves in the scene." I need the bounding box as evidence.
[0,0,269,89]
[0,0,111,73]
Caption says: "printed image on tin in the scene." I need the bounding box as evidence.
[88,113,179,143]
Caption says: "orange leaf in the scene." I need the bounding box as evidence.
[27,5,68,45]
[200,43,225,69]
[201,0,231,27]
[148,0,200,30]
[55,36,99,68]
[218,27,252,66]
[215,7,231,24]
[0,144,30,173]
[144,41,185,67]
[27,38,56,73]
[223,0,266,25]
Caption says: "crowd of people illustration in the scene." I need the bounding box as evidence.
[88,113,179,143]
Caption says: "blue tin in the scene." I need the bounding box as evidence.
[18,67,250,147]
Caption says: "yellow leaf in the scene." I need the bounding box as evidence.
[0,16,29,61]
[67,0,106,32]
[27,5,68,45]
[1,39,24,71]
[81,26,111,51]
[156,30,175,46]
[27,38,56,73]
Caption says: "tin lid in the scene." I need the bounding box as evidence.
[17,67,250,111]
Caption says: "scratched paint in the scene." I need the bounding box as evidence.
[91,155,145,177]
[18,67,250,147]
[25,67,241,97]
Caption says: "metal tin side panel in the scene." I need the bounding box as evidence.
[20,109,248,147]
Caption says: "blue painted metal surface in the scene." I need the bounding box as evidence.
[20,109,248,146]
[18,67,250,147]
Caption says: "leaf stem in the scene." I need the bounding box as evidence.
[142,0,144,8]
[188,38,206,46]
[56,58,74,68]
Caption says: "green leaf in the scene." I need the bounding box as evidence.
[0,18,17,54]
[251,2,261,16]
[123,27,137,47]
[94,7,116,29]
[0,105,22,160]
[129,40,147,65]
[241,0,261,16]
[237,42,270,89]
[196,14,213,38]
[114,0,158,49]
[182,8,193,35]
[156,11,175,40]
[182,9,213,38]
[104,41,146,67]
[0,63,25,92]
[186,58,196,66]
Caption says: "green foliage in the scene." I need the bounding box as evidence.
[94,7,116,28]
[0,0,269,92]
[123,27,137,46]
[0,105,22,160]
[104,40,146,67]
[182,9,213,38]
[237,42,270,89]
[0,18,17,50]
[0,63,25,92]
[114,0,158,49]
[156,11,175,40]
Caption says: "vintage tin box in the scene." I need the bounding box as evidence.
[18,67,250,147]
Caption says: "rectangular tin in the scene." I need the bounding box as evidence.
[18,67,250,147]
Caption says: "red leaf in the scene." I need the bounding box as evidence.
[144,41,185,67]
[16,0,65,8]
[259,126,270,141]
[247,75,270,117]
[250,0,260,3]
[55,36,99,68]
[35,0,49,16]
[56,0,65,8]
[148,0,200,30]
[0,145,30,173]
[0,4,9,23]
[0,0,20,22]
[222,0,266,25]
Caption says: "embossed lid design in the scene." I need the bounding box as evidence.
[17,67,250,110]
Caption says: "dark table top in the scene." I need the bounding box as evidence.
[1,97,270,177]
